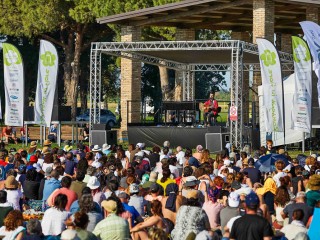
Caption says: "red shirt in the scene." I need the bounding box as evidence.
[204,99,219,115]
[0,160,8,167]
[48,187,78,211]
[2,127,12,137]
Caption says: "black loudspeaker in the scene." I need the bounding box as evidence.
[91,130,106,147]
[93,124,111,131]
[91,130,118,147]
[205,132,230,153]
[106,130,117,146]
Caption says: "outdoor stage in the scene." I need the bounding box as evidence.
[127,125,260,151]
[128,125,227,149]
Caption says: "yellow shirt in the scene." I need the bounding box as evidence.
[156,178,176,196]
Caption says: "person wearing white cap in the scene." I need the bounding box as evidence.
[139,142,150,155]
[220,192,240,236]
[87,176,106,205]
[91,145,102,162]
[102,143,112,156]
[218,159,234,177]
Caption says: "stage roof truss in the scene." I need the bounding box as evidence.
[90,39,294,148]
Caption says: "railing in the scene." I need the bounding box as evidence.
[126,99,259,126]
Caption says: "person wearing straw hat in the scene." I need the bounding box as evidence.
[43,139,52,148]
[306,174,320,207]
[27,141,38,162]
[4,175,22,210]
[93,199,130,240]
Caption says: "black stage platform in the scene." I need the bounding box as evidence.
[127,125,229,149]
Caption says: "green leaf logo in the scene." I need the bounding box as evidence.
[260,50,277,67]
[3,44,22,66]
[40,51,56,67]
[293,44,311,63]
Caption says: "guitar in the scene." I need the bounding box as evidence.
[200,100,217,113]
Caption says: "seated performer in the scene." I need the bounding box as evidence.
[2,126,18,144]
[203,92,219,126]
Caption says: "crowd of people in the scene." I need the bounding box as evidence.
[0,138,318,240]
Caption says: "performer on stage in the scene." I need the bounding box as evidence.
[203,92,219,126]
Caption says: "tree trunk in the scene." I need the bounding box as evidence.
[64,25,84,120]
[63,32,74,107]
[159,65,172,101]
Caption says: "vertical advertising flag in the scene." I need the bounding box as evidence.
[300,21,320,107]
[257,38,284,132]
[2,43,24,126]
[291,37,312,132]
[34,40,58,127]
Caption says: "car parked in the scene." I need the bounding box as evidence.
[76,109,117,128]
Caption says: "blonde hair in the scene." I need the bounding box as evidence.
[305,156,316,166]
[148,227,167,240]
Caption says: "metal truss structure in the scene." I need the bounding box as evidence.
[90,40,293,148]
[89,47,101,128]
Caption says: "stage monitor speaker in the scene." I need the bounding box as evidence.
[93,124,111,131]
[91,130,118,147]
[91,130,106,147]
[205,133,230,153]
[106,130,117,146]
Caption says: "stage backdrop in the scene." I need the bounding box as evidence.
[34,40,58,127]
[2,43,24,126]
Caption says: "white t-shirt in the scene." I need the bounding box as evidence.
[226,215,241,232]
[42,163,54,172]
[0,226,25,240]
[273,172,287,187]
[176,151,185,165]
[41,207,70,236]
[5,189,22,210]
[169,165,180,178]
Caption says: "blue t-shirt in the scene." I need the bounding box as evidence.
[188,157,200,168]
[64,160,77,176]
[123,202,140,227]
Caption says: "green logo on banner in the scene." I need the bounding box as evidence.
[3,44,22,66]
[293,37,311,63]
[40,51,56,66]
[260,50,277,67]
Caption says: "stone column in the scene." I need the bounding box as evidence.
[175,28,195,101]
[280,34,292,54]
[120,26,141,138]
[252,0,275,43]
